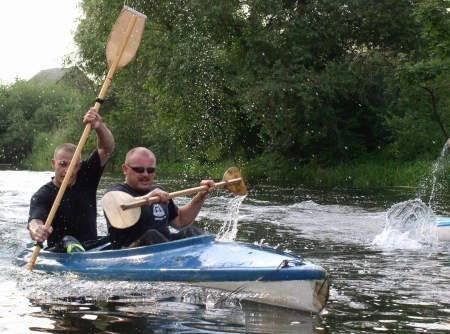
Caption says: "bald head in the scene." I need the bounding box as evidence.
[125,147,156,165]
[54,143,76,159]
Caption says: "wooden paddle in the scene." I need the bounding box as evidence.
[26,6,147,270]
[102,167,248,229]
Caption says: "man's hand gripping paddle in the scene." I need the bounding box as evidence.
[26,7,147,270]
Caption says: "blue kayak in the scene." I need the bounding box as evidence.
[17,234,329,312]
[438,217,450,241]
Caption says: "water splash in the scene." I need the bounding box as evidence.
[416,140,450,215]
[385,199,436,232]
[372,199,438,248]
[215,195,246,241]
[372,140,449,249]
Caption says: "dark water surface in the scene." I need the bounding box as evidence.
[1,170,449,333]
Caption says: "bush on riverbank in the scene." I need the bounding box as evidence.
[156,156,434,190]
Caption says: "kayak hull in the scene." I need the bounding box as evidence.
[17,234,329,313]
[199,278,329,313]
[438,217,450,241]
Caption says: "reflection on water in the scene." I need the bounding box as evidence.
[21,296,324,334]
[1,170,449,333]
[43,298,316,333]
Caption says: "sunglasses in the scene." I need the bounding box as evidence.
[126,165,156,174]
[55,160,80,168]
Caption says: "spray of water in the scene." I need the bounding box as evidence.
[385,199,436,232]
[416,140,450,214]
[372,140,449,248]
[372,198,439,248]
[215,195,247,241]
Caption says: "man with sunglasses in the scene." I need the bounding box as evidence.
[105,147,215,249]
[27,107,115,252]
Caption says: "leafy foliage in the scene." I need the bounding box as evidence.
[0,81,86,166]
[1,0,449,185]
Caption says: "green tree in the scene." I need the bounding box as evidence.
[71,0,449,172]
[386,0,450,159]
[0,81,85,166]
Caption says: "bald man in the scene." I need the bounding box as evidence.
[27,108,114,252]
[105,147,215,249]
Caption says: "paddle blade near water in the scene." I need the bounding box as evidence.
[223,167,247,196]
[106,6,146,70]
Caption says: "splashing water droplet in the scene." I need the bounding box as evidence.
[215,195,246,241]
[372,199,438,248]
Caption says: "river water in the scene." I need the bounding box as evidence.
[0,167,449,333]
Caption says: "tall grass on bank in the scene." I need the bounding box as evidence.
[244,157,431,189]
[158,156,434,190]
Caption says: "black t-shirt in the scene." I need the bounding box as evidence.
[106,183,179,249]
[28,150,104,247]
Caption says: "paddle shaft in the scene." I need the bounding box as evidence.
[121,178,243,210]
[26,14,140,270]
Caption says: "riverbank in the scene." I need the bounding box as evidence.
[157,157,438,190]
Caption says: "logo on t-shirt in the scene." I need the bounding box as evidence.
[153,204,167,221]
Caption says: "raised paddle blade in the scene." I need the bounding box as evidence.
[101,191,142,229]
[106,6,146,70]
[223,167,247,196]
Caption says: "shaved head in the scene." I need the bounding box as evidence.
[125,147,156,165]
[54,143,76,158]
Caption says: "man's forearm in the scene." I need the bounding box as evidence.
[175,193,207,228]
[94,122,115,165]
